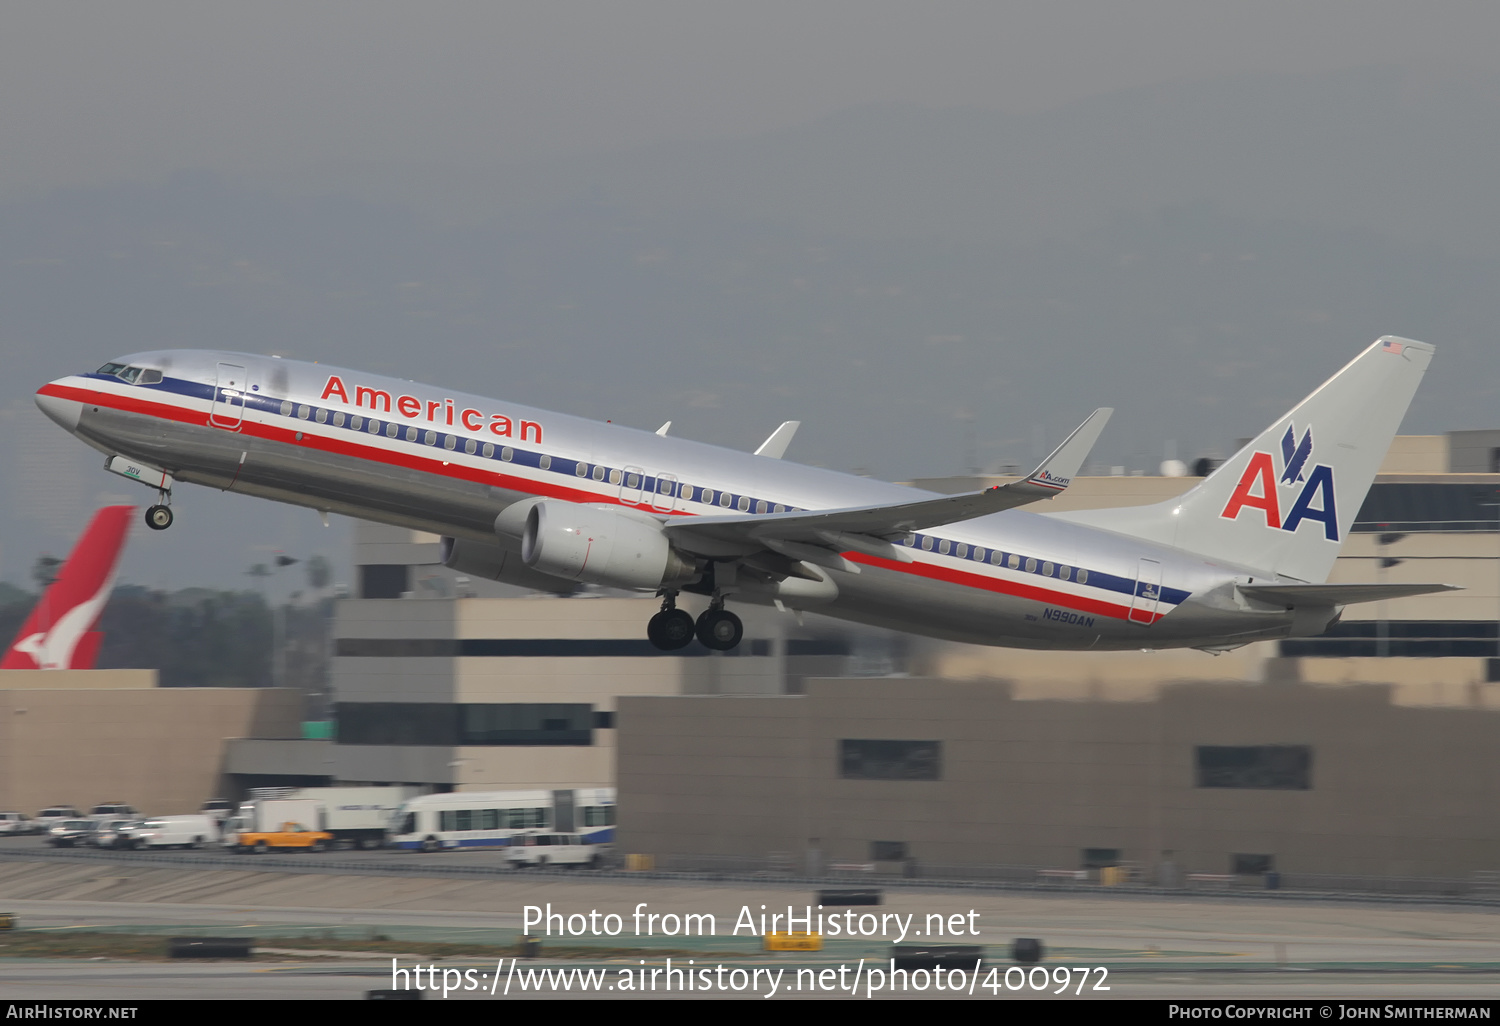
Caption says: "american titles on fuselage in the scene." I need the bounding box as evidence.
[318,375,543,443]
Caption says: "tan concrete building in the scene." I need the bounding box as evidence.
[0,669,302,816]
[616,669,1500,882]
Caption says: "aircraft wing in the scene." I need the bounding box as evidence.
[665,408,1111,561]
[1238,582,1461,607]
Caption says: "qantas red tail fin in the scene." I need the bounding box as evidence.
[2,506,134,670]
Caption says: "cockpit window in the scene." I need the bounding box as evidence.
[95,363,160,385]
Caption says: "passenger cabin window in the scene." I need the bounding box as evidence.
[593,466,606,481]
[575,462,588,477]
[539,455,552,470]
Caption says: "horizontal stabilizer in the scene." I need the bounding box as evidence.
[1239,582,1460,607]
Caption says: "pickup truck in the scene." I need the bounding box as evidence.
[234,822,334,853]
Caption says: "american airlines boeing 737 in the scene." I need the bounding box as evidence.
[33,337,1453,652]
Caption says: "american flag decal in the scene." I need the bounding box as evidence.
[1381,339,1404,355]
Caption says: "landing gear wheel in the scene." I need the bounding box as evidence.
[647,608,696,651]
[696,609,743,651]
[144,505,173,531]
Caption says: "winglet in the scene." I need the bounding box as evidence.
[1021,408,1113,494]
[655,421,672,437]
[754,421,801,459]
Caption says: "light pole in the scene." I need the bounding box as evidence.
[1483,501,1500,664]
[1375,531,1405,658]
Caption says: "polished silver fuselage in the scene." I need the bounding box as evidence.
[38,350,1304,651]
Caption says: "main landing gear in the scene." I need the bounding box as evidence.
[144,493,174,531]
[647,593,743,652]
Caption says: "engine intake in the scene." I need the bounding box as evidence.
[520,500,698,590]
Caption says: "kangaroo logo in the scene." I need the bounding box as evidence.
[1219,422,1339,541]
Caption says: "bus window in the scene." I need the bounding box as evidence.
[481,809,500,830]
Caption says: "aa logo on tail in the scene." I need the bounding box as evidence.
[1219,423,1339,541]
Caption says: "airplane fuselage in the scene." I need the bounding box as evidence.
[36,350,1307,652]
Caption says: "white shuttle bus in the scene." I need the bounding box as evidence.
[389,788,615,852]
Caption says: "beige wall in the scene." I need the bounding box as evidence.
[617,674,1500,880]
[0,671,302,816]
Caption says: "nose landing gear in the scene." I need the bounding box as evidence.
[144,494,174,531]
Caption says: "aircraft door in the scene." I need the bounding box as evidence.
[210,362,247,430]
[651,473,678,513]
[620,465,645,505]
[1129,558,1163,624]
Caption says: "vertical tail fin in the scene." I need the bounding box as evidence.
[1058,337,1433,581]
[1,506,134,670]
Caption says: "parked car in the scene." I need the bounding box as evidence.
[35,806,81,826]
[105,820,150,850]
[503,832,605,869]
[132,816,220,850]
[0,812,37,836]
[89,818,140,848]
[88,802,138,822]
[46,819,96,847]
[234,822,334,854]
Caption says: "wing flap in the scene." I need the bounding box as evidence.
[666,408,1112,556]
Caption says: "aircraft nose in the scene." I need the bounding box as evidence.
[35,385,82,432]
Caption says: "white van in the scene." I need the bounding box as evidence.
[134,815,220,849]
[503,832,605,869]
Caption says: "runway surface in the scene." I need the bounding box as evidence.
[0,855,1498,1000]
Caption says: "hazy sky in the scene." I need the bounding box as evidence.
[4,3,1500,595]
[5,2,1500,192]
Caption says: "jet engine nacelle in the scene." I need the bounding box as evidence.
[520,500,698,590]
[439,536,581,595]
